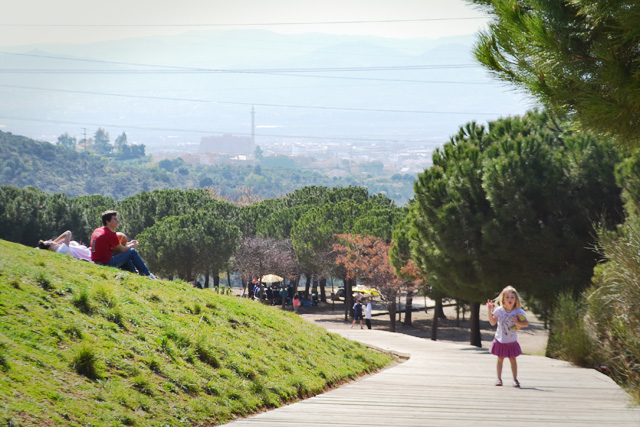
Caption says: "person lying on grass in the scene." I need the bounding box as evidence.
[38,230,92,261]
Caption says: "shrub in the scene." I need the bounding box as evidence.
[193,302,202,315]
[35,271,54,291]
[93,284,116,308]
[170,372,201,395]
[586,221,640,403]
[105,308,125,328]
[0,342,10,371]
[195,340,220,368]
[72,288,93,314]
[547,292,594,367]
[64,325,83,340]
[132,375,154,396]
[146,356,162,374]
[71,343,101,379]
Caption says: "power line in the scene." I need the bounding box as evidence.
[0,114,442,144]
[0,51,483,88]
[0,84,507,116]
[0,65,476,74]
[0,17,487,28]
[0,51,475,73]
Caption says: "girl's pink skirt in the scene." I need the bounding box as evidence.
[489,339,522,358]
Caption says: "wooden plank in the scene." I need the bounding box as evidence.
[224,329,640,426]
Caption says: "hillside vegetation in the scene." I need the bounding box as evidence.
[0,130,414,204]
[0,240,391,426]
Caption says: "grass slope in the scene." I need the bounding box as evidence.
[0,240,391,426]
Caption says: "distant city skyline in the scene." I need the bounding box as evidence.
[2,0,489,46]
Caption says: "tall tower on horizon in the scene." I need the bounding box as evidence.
[251,106,255,146]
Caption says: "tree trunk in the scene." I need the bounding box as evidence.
[213,270,220,290]
[281,281,286,310]
[204,271,210,288]
[397,295,402,323]
[312,277,318,296]
[389,299,397,332]
[294,275,300,297]
[344,277,354,321]
[403,291,413,326]
[431,301,439,341]
[304,274,311,300]
[437,300,447,319]
[226,270,232,293]
[319,277,327,303]
[469,301,481,347]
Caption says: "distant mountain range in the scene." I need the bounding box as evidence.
[0,29,535,153]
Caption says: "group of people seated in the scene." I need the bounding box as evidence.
[251,282,296,306]
[37,210,156,279]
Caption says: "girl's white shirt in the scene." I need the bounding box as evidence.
[492,306,526,343]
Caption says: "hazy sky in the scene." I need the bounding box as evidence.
[2,0,488,46]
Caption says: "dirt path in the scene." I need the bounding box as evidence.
[298,300,549,356]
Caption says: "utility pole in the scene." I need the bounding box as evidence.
[251,106,255,146]
[81,128,87,151]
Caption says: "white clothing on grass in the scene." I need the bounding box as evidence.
[56,242,92,261]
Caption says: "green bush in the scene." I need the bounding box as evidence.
[0,342,9,371]
[64,325,83,340]
[547,292,594,367]
[71,343,101,380]
[195,339,220,368]
[72,288,93,314]
[35,271,54,291]
[132,375,154,396]
[105,308,125,328]
[585,221,640,403]
[193,302,202,315]
[93,284,117,308]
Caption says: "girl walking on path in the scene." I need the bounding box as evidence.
[487,286,528,387]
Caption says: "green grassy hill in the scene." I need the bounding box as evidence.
[0,240,390,426]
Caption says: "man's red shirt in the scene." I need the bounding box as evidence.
[90,226,120,264]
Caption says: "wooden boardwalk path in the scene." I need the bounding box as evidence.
[225,329,640,426]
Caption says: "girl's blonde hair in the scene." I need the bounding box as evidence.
[494,285,523,309]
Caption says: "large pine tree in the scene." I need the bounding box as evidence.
[468,0,640,145]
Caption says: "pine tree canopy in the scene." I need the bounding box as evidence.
[468,0,640,146]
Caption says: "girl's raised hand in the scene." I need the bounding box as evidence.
[486,299,494,311]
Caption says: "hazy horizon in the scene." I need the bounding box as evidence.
[2,1,489,46]
[0,1,534,174]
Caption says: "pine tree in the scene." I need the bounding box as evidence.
[469,0,640,145]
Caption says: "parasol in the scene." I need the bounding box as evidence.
[261,274,283,283]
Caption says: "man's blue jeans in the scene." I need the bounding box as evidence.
[106,249,151,276]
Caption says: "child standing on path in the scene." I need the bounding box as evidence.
[352,299,364,329]
[487,285,528,387]
[292,294,301,314]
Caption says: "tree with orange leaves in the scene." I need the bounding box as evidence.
[333,233,420,332]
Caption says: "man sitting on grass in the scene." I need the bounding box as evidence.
[90,210,156,278]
